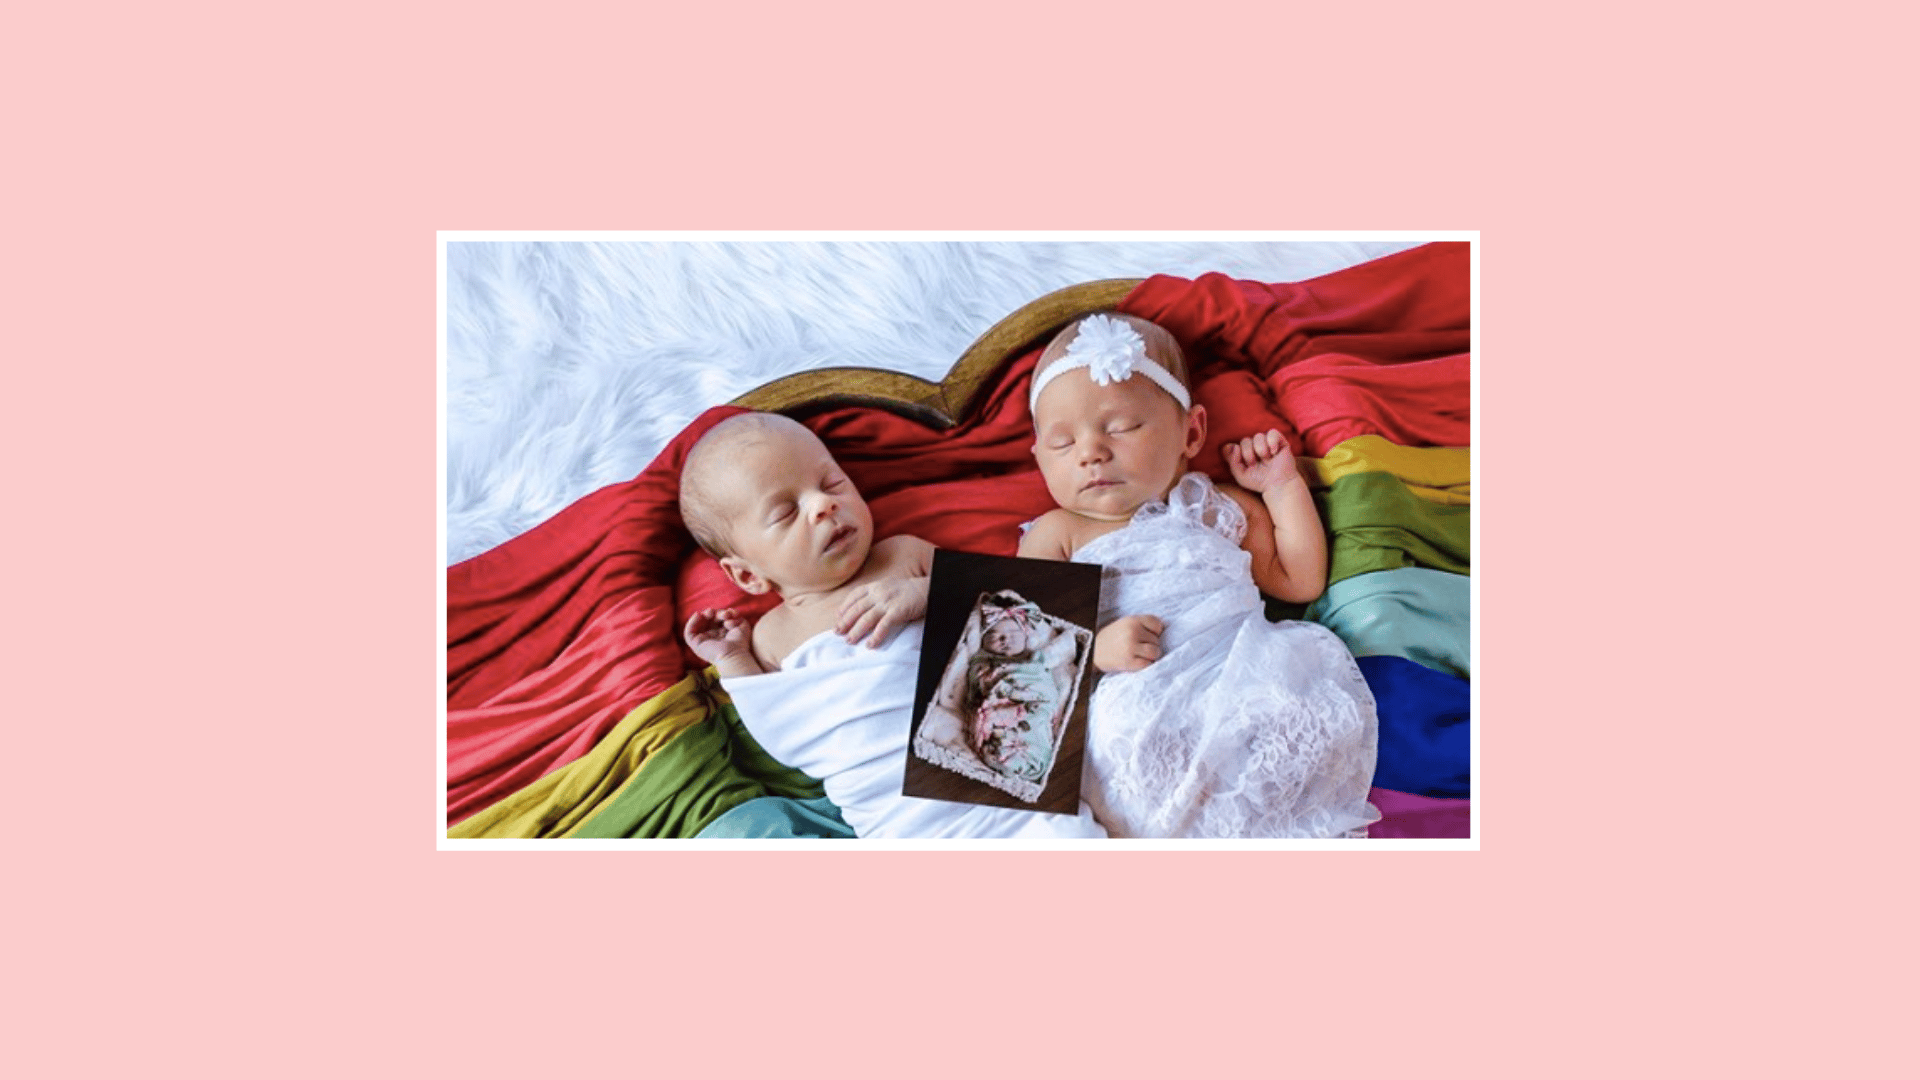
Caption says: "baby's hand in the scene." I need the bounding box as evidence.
[837,576,929,648]
[1095,615,1165,673]
[1224,429,1302,495]
[685,608,754,666]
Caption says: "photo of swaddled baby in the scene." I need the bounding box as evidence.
[914,590,1092,803]
[905,551,1102,814]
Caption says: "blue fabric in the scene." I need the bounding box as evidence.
[1305,566,1470,678]
[694,795,857,839]
[1358,654,1470,798]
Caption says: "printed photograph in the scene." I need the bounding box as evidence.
[904,550,1102,816]
[913,589,1093,805]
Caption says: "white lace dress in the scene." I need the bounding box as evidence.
[1069,473,1380,838]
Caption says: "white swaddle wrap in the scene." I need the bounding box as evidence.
[1073,473,1380,838]
[722,622,1107,839]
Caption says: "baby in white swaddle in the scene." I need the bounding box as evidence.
[1018,314,1380,838]
[679,412,1105,839]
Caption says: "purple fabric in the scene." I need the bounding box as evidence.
[1367,787,1471,839]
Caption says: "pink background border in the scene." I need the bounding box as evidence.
[13,2,1905,1076]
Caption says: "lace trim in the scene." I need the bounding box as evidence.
[1028,475,1247,558]
[1126,473,1246,544]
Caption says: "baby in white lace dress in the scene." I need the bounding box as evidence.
[1017,313,1380,838]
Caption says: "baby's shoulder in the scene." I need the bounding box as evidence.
[1016,508,1079,560]
[871,532,935,570]
[750,602,807,670]
[1211,479,1272,535]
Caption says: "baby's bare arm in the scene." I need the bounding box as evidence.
[1263,476,1329,603]
[888,534,935,577]
[1223,480,1328,604]
[836,535,934,647]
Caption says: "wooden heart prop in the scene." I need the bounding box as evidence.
[732,279,1142,426]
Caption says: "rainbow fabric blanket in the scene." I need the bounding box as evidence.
[446,242,1472,839]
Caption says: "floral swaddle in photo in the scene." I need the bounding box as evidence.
[913,591,1092,803]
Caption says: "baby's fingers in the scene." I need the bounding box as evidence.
[1129,619,1163,667]
[863,610,902,649]
[835,593,870,634]
[841,603,885,645]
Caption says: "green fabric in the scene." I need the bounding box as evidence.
[1316,470,1471,587]
[1305,567,1471,678]
[567,700,832,839]
[695,795,856,839]
[448,673,713,839]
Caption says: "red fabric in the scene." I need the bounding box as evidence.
[445,243,1471,824]
[1121,241,1471,455]
[445,407,748,822]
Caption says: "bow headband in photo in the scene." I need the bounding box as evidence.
[1028,314,1192,412]
[985,603,1036,636]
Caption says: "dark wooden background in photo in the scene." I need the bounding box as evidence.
[904,549,1103,816]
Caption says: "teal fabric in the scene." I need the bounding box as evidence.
[695,795,856,839]
[1304,567,1470,679]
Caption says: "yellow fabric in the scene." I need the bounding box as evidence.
[1300,435,1470,506]
[448,672,718,839]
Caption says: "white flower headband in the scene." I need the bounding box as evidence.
[1028,314,1192,412]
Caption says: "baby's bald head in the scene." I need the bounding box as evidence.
[680,412,828,558]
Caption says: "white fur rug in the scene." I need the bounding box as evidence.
[442,238,1421,565]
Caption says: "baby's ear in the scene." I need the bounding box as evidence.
[1182,404,1208,459]
[720,556,771,596]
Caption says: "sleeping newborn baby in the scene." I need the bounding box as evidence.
[1018,313,1380,838]
[963,599,1064,786]
[914,590,1090,804]
[679,412,1106,839]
